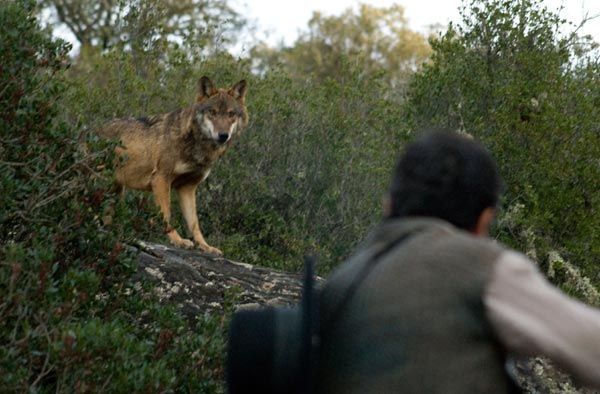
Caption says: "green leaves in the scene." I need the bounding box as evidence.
[0,2,227,392]
[405,0,600,283]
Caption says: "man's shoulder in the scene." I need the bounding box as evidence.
[322,218,509,292]
[381,218,507,261]
[444,228,506,251]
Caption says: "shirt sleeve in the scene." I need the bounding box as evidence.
[484,250,600,389]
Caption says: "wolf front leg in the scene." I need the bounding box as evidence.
[176,183,223,255]
[151,176,194,249]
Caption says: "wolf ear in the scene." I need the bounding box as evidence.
[229,79,247,102]
[197,76,216,102]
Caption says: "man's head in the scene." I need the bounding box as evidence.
[387,130,502,234]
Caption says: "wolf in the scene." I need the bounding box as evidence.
[97,76,248,255]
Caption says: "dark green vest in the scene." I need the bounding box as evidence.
[316,218,514,393]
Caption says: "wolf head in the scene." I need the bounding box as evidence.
[194,76,248,145]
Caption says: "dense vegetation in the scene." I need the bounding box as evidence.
[1,0,598,391]
[1,1,227,391]
[406,0,600,286]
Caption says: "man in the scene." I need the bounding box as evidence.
[315,131,600,393]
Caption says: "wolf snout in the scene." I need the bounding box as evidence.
[218,133,230,143]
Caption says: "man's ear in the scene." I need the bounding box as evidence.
[472,207,496,237]
[197,76,216,102]
[229,79,247,103]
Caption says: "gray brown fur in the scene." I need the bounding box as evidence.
[97,76,248,254]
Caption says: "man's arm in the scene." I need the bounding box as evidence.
[484,251,600,389]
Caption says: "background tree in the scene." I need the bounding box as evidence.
[39,0,246,52]
[405,0,600,285]
[252,3,431,88]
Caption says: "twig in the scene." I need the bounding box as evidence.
[29,315,55,390]
[77,161,103,179]
[561,10,600,50]
[0,160,27,167]
[30,178,79,211]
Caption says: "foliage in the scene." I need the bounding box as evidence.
[208,65,407,271]
[404,0,600,282]
[1,0,409,388]
[251,3,431,88]
[1,1,227,391]
[4,0,600,390]
[58,47,407,273]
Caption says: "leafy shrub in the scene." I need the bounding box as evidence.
[1,2,407,389]
[404,0,600,283]
[1,1,227,391]
[59,45,408,273]
[204,65,408,272]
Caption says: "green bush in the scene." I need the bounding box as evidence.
[204,65,408,272]
[404,0,600,283]
[0,1,227,391]
[59,47,408,273]
[1,2,406,389]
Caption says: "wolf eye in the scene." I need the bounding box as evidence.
[227,111,236,118]
[208,109,217,116]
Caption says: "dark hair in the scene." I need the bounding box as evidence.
[388,130,502,230]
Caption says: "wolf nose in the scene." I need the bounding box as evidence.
[218,133,229,143]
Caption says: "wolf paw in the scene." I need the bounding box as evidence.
[172,238,194,249]
[181,239,195,249]
[200,245,223,256]
[167,229,194,249]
